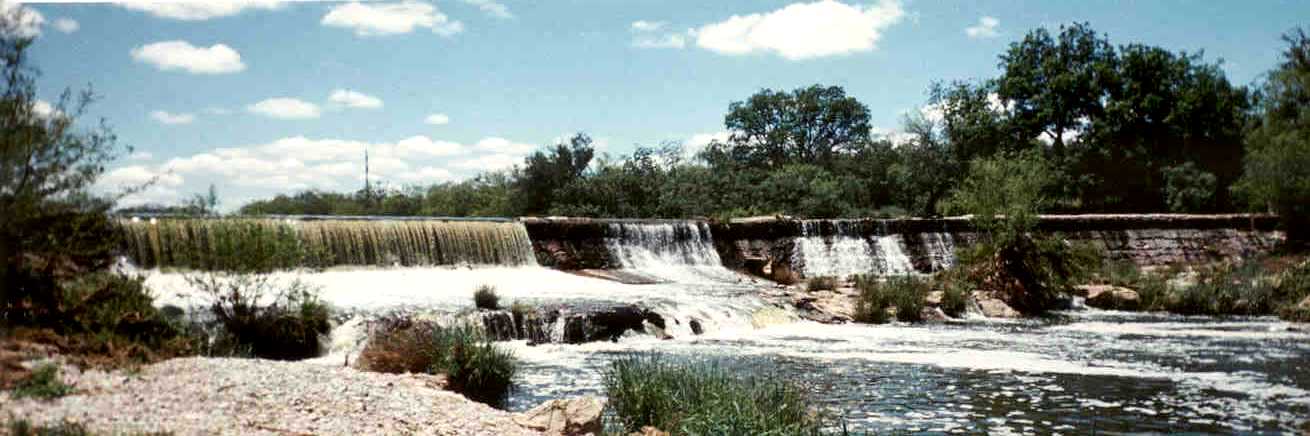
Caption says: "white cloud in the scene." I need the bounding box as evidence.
[0,2,44,38]
[128,151,155,161]
[115,0,283,21]
[31,100,56,118]
[694,0,904,60]
[474,137,535,155]
[328,89,383,109]
[634,33,687,49]
[424,113,451,125]
[205,107,232,115]
[247,98,321,120]
[684,131,730,158]
[102,165,185,188]
[52,18,78,33]
[150,110,196,125]
[321,1,463,37]
[454,153,520,172]
[396,136,465,157]
[460,0,512,19]
[131,41,245,74]
[631,20,666,32]
[396,166,454,182]
[965,16,999,39]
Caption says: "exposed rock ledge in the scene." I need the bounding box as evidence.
[0,357,541,435]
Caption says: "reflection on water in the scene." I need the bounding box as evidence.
[507,312,1310,434]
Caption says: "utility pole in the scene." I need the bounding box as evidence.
[363,146,372,206]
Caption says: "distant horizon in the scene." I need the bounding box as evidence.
[14,0,1310,210]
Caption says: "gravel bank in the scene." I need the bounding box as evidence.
[1,357,541,435]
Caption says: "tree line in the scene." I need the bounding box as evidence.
[226,24,1307,235]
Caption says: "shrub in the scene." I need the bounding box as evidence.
[189,273,331,360]
[359,322,516,408]
[1093,260,1173,311]
[473,285,499,310]
[12,363,73,400]
[1170,261,1277,316]
[939,276,971,318]
[805,276,838,292]
[852,275,930,323]
[602,354,824,436]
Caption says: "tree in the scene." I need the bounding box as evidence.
[0,7,129,323]
[512,133,594,215]
[996,22,1116,157]
[1236,28,1310,244]
[712,85,871,170]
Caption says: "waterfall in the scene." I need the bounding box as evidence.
[792,220,916,278]
[603,222,723,270]
[921,232,957,272]
[118,218,538,269]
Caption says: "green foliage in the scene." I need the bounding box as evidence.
[1162,162,1218,212]
[1094,260,1173,311]
[938,271,973,318]
[941,149,1056,243]
[12,363,72,400]
[853,275,929,323]
[514,133,595,215]
[714,84,871,170]
[805,276,838,292]
[1236,28,1310,244]
[473,284,499,310]
[601,354,825,436]
[188,273,330,360]
[360,322,516,407]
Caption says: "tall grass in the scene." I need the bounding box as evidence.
[473,284,499,310]
[359,322,516,407]
[853,275,929,323]
[11,364,72,400]
[188,274,331,360]
[602,355,826,436]
[805,276,838,292]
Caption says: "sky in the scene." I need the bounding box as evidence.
[9,0,1309,210]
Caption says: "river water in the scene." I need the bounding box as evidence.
[127,219,1310,434]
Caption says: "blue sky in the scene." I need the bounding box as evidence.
[11,0,1309,209]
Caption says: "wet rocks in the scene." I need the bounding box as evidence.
[1079,285,1141,311]
[971,291,1022,318]
[513,396,604,435]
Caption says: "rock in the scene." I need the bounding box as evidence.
[630,426,670,436]
[513,396,604,435]
[972,291,1021,318]
[925,290,943,305]
[1084,286,1141,311]
[920,306,949,322]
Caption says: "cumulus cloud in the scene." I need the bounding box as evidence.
[631,20,666,32]
[460,0,512,19]
[322,1,463,37]
[424,113,450,125]
[328,89,383,109]
[683,131,729,158]
[115,0,283,21]
[965,16,999,39]
[31,100,56,118]
[150,110,196,125]
[631,19,687,49]
[247,98,321,120]
[0,2,44,38]
[128,151,155,161]
[131,41,245,74]
[52,18,78,33]
[694,0,904,60]
[102,134,531,208]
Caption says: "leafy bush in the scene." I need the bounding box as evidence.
[1092,260,1172,311]
[473,285,499,310]
[938,274,971,318]
[852,275,930,323]
[1161,162,1217,213]
[12,363,72,400]
[1170,261,1277,316]
[189,273,330,360]
[805,276,838,292]
[359,322,516,408]
[602,354,824,436]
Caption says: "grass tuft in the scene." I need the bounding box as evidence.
[473,285,500,310]
[602,354,826,436]
[805,276,838,293]
[359,322,516,408]
[12,364,73,401]
[853,275,929,323]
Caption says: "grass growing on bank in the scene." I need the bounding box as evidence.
[853,275,929,323]
[1090,255,1310,320]
[11,364,72,400]
[359,322,517,407]
[602,355,827,436]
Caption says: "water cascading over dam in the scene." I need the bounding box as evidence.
[118,217,538,269]
[603,221,723,270]
[791,220,919,278]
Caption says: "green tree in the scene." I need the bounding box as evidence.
[711,84,871,170]
[1162,162,1217,213]
[1236,28,1310,244]
[512,133,593,215]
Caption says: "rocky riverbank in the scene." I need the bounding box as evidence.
[1,357,545,435]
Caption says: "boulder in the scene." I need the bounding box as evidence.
[1084,286,1141,311]
[972,291,1021,318]
[514,396,605,435]
[920,306,949,321]
[630,427,670,436]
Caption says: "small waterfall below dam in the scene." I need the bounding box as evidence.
[603,221,723,269]
[792,220,959,278]
[119,218,537,269]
